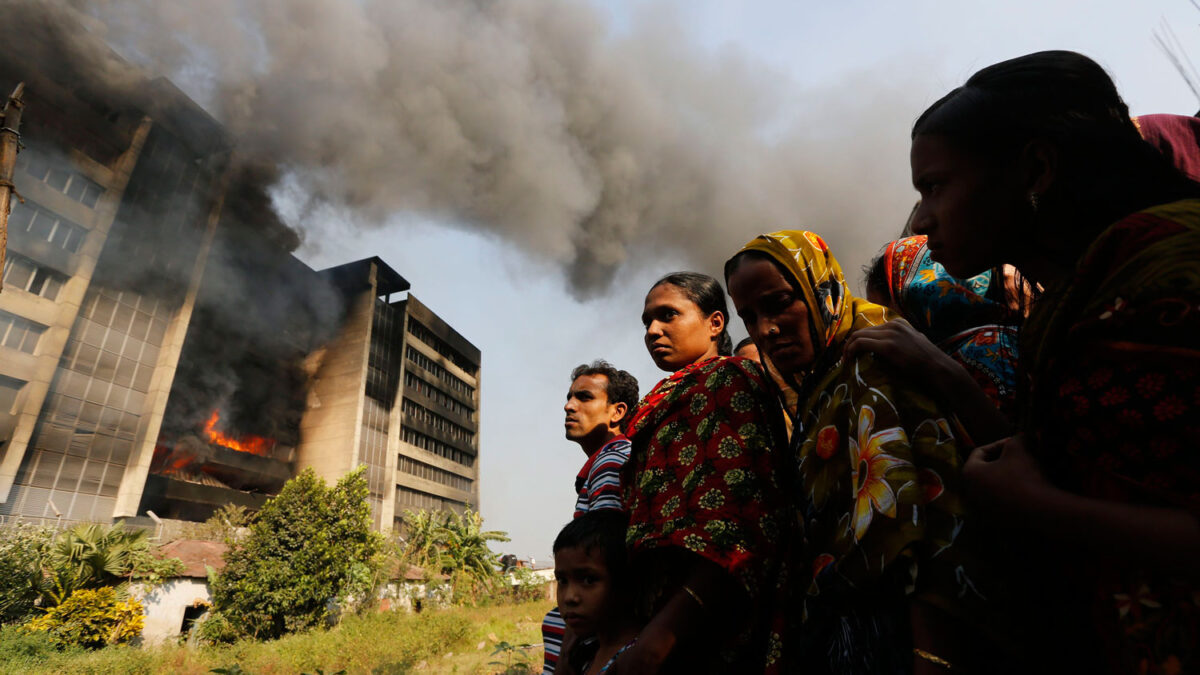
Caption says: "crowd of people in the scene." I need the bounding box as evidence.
[540,50,1200,675]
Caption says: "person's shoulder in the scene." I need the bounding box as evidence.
[703,355,765,383]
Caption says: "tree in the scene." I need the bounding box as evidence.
[397,507,509,603]
[39,522,182,606]
[208,467,383,640]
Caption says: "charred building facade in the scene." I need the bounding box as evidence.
[0,15,480,532]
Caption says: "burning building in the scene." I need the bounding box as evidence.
[0,10,481,532]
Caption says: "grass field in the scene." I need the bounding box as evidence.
[0,600,554,675]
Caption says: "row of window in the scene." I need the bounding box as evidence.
[397,455,473,492]
[8,200,88,254]
[401,426,475,468]
[3,253,67,301]
[395,486,466,514]
[405,346,475,398]
[19,153,105,208]
[403,370,474,421]
[401,399,474,445]
[0,310,46,354]
[407,320,478,376]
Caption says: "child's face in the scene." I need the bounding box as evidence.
[554,545,618,638]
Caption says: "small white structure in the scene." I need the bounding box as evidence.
[139,540,227,645]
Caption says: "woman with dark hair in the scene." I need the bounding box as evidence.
[905,50,1200,673]
[614,272,787,674]
[854,235,1021,425]
[725,232,997,674]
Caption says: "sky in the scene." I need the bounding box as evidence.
[287,0,1200,563]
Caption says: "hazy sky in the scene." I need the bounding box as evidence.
[289,0,1200,562]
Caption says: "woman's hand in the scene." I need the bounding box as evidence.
[608,634,669,675]
[846,319,1013,445]
[844,320,960,391]
[963,434,1052,517]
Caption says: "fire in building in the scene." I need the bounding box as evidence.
[0,12,480,532]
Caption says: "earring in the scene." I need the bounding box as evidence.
[1029,192,1040,212]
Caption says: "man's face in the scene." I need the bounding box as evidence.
[555,545,616,639]
[564,374,617,445]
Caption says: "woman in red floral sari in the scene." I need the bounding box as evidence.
[907,51,1200,673]
[615,272,788,674]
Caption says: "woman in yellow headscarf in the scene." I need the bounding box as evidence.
[725,231,999,675]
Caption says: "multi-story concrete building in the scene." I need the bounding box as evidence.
[0,63,231,524]
[0,28,481,532]
[300,259,480,531]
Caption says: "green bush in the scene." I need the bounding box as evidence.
[0,623,65,662]
[0,522,54,624]
[22,587,144,648]
[208,467,384,641]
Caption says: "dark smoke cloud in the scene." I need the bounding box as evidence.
[36,0,926,296]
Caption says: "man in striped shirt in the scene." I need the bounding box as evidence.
[543,360,639,674]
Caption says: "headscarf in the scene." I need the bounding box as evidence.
[882,235,1020,418]
[1133,114,1200,183]
[735,230,890,362]
[728,231,993,671]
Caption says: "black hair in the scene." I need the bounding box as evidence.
[649,272,733,356]
[569,360,640,421]
[863,250,889,306]
[913,50,1200,247]
[733,337,755,354]
[552,510,630,585]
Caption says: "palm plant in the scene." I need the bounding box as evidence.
[40,522,152,605]
[396,508,510,597]
[439,509,509,583]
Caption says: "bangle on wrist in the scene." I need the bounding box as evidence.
[680,584,705,609]
[913,647,954,670]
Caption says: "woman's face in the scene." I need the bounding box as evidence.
[642,283,722,372]
[727,257,816,376]
[909,133,1025,278]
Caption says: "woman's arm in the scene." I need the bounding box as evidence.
[965,435,1200,580]
[845,321,1012,445]
[612,557,745,674]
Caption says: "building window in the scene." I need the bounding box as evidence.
[401,426,474,468]
[407,320,478,376]
[0,311,46,354]
[19,153,105,208]
[395,486,465,514]
[398,455,472,492]
[403,370,473,420]
[405,346,475,398]
[401,399,474,445]
[2,254,66,301]
[8,200,88,253]
[0,375,25,415]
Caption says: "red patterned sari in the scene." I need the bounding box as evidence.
[1021,199,1200,674]
[622,355,787,671]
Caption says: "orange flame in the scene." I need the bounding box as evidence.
[203,410,275,456]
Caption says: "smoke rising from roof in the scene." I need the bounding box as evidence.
[51,0,920,295]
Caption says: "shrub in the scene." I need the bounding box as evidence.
[0,522,54,625]
[22,587,143,648]
[0,623,63,662]
[208,467,383,641]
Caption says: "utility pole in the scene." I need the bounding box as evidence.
[0,83,26,294]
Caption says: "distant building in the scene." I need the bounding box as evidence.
[302,259,480,530]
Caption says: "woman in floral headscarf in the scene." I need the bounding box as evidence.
[725,231,999,674]
[855,235,1021,431]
